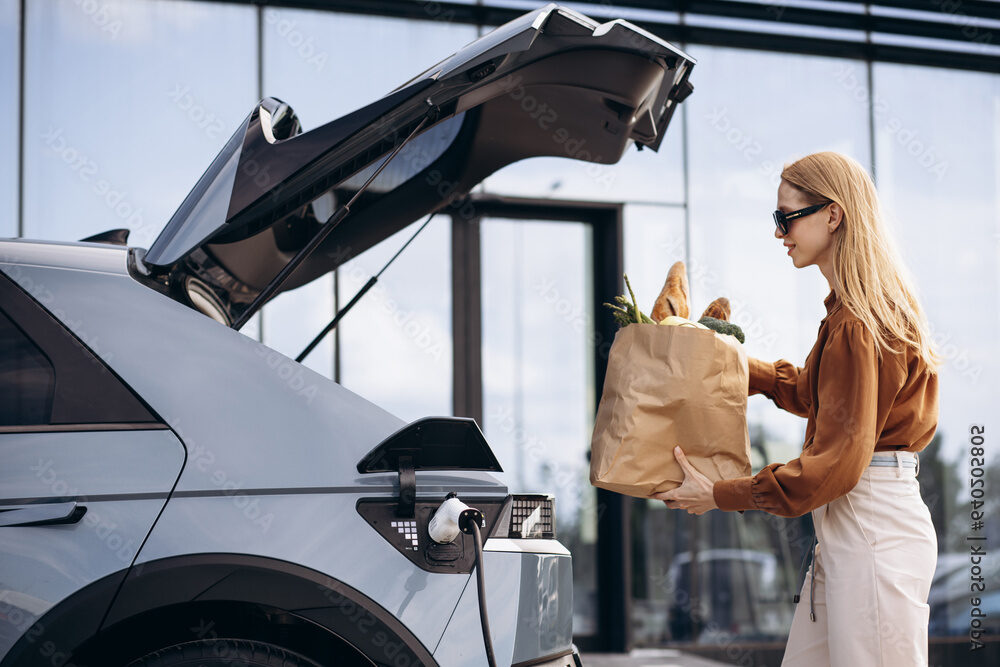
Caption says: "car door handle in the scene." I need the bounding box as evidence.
[0,501,87,527]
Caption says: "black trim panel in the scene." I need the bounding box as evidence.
[199,0,1000,73]
[0,569,128,667]
[358,416,502,474]
[105,554,440,666]
[356,496,507,574]
[0,486,507,506]
[0,423,169,433]
[1,554,442,667]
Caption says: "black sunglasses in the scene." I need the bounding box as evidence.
[773,201,832,235]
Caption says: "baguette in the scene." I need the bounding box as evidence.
[651,261,690,321]
[700,297,731,322]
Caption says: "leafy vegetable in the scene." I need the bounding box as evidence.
[604,295,655,327]
[603,273,655,327]
[603,274,747,345]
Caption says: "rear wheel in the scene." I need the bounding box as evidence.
[126,638,324,667]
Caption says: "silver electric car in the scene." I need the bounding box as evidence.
[0,5,694,666]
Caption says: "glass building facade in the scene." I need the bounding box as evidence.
[3,0,998,662]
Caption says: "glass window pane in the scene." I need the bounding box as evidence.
[261,9,475,388]
[480,218,597,635]
[625,203,808,645]
[872,62,1000,640]
[0,309,54,426]
[261,276,336,380]
[623,203,688,313]
[23,0,257,247]
[480,104,686,205]
[336,215,452,421]
[632,499,809,643]
[262,9,478,122]
[0,2,18,238]
[685,46,871,466]
[629,45,873,646]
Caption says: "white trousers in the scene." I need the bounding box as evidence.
[782,452,938,666]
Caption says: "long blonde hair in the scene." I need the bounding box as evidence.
[781,151,942,373]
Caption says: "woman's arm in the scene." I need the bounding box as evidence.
[715,321,884,517]
[749,356,811,418]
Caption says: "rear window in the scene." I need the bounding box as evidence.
[0,271,159,427]
[0,308,55,425]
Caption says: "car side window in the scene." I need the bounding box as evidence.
[0,271,159,428]
[0,308,55,425]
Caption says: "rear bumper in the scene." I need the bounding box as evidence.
[433,539,574,665]
[512,644,583,666]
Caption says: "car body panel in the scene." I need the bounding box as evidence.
[0,241,509,494]
[1,241,412,493]
[127,492,482,653]
[0,429,184,661]
[0,429,182,501]
[0,240,517,657]
[432,550,573,665]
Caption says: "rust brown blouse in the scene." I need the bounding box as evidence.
[713,288,939,517]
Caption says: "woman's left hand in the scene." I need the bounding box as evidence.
[650,446,719,515]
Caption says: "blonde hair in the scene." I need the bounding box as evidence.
[781,151,942,373]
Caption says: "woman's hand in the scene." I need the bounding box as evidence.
[650,446,719,515]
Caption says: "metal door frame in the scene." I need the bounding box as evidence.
[450,194,630,652]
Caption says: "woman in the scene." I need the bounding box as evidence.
[654,151,942,666]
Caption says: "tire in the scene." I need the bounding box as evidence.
[125,638,324,667]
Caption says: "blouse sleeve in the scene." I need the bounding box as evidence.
[715,321,880,517]
[748,356,811,418]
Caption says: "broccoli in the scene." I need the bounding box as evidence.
[698,316,745,344]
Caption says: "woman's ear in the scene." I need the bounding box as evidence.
[828,202,844,233]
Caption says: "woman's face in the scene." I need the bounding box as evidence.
[775,179,836,269]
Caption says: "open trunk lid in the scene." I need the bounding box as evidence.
[138,3,695,326]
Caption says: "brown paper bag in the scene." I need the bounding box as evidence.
[589,322,752,498]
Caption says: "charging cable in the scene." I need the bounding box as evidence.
[428,493,497,667]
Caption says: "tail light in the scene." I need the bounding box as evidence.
[491,494,555,539]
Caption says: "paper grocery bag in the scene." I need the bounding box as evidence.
[589,322,752,499]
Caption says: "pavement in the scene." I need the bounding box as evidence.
[581,649,733,667]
